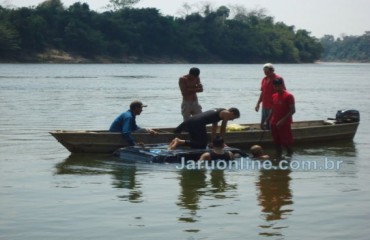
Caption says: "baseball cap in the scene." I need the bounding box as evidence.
[263,63,274,71]
[130,100,147,110]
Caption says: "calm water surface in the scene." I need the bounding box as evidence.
[1,63,370,239]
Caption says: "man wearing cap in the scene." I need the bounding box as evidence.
[109,100,157,146]
[179,67,203,121]
[255,63,286,130]
[265,78,295,159]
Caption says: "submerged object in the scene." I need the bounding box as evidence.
[113,144,247,163]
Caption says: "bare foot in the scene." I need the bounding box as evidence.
[168,138,185,150]
[168,138,179,150]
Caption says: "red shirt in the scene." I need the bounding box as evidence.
[260,74,285,108]
[271,90,295,125]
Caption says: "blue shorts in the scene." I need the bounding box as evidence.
[261,108,272,129]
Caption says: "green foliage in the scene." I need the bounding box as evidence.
[0,1,327,63]
[108,0,141,10]
[0,24,21,54]
[320,33,370,62]
[0,7,21,55]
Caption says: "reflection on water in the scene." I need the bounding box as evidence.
[177,169,207,222]
[256,166,293,237]
[295,141,357,157]
[209,170,237,195]
[54,138,358,238]
[111,164,143,203]
[176,169,238,223]
[55,154,143,202]
[54,154,113,175]
[2,63,369,239]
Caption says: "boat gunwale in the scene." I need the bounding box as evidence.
[49,120,359,153]
[49,120,359,136]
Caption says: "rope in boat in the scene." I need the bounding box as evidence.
[258,129,266,143]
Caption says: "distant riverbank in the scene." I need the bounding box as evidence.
[1,49,367,64]
[0,49,201,64]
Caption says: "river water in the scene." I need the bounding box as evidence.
[0,63,369,239]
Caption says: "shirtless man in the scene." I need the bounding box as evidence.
[179,67,203,120]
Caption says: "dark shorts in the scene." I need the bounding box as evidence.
[175,121,208,149]
[186,122,208,149]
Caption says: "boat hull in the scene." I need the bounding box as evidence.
[49,120,359,154]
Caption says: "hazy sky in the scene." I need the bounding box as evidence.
[3,0,369,38]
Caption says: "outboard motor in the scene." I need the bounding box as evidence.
[335,109,360,124]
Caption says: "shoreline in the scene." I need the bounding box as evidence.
[1,49,368,64]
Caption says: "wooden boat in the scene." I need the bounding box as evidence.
[50,119,359,154]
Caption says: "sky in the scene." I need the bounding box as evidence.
[2,0,369,38]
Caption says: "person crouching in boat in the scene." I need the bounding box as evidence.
[109,100,157,146]
[199,136,234,161]
[168,108,240,150]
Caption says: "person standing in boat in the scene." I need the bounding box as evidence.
[179,67,203,121]
[168,108,240,150]
[109,100,157,146]
[255,63,286,130]
[265,78,295,159]
[199,136,234,161]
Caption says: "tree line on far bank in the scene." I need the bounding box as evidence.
[0,0,367,63]
[320,33,370,62]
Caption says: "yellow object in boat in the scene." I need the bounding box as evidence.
[226,124,249,132]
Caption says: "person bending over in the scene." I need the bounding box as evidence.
[168,108,240,150]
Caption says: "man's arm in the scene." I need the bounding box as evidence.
[255,92,262,112]
[277,103,295,127]
[195,78,203,93]
[219,120,227,138]
[122,115,136,146]
[211,122,218,140]
[179,77,189,96]
[146,128,158,135]
[179,76,202,96]
[265,109,273,127]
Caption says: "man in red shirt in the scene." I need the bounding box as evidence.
[255,63,286,130]
[265,78,295,159]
